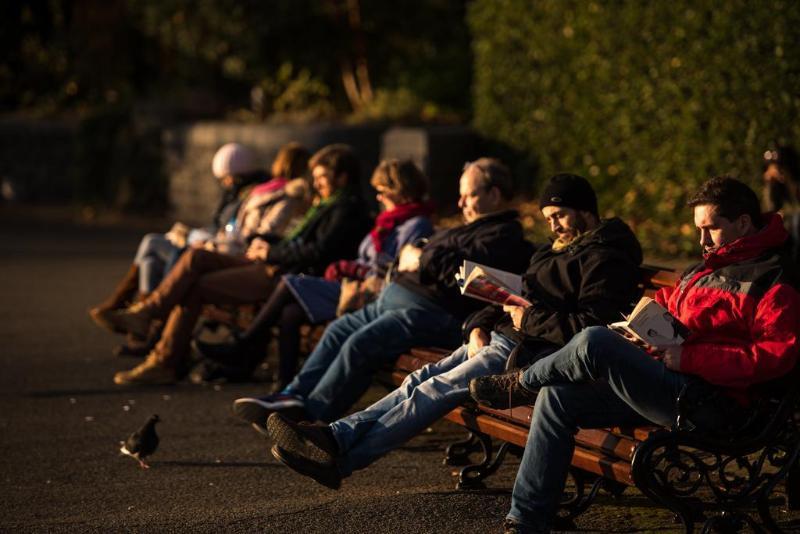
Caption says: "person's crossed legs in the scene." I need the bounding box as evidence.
[265,332,525,488]
[504,326,691,532]
[232,282,461,427]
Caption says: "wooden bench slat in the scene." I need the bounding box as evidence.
[571,446,633,484]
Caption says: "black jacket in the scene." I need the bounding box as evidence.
[464,217,643,348]
[396,210,534,320]
[265,191,372,275]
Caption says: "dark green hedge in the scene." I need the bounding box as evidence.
[469,0,800,256]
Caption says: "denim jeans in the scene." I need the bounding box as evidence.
[133,233,182,293]
[329,332,519,476]
[286,282,463,422]
[508,326,691,532]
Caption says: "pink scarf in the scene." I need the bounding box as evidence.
[250,177,288,196]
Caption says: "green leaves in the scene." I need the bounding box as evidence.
[469,0,800,256]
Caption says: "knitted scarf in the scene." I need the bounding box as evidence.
[369,202,433,253]
[285,190,343,240]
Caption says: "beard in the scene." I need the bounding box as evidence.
[552,213,590,250]
[764,181,790,212]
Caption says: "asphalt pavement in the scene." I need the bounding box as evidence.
[0,212,756,533]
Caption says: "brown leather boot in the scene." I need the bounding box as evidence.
[101,301,153,338]
[89,264,140,331]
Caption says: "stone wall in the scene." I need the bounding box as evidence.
[164,123,480,225]
[163,122,388,226]
[0,118,481,221]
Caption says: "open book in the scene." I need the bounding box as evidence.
[608,297,690,348]
[454,261,531,307]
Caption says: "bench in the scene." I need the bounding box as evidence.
[386,266,800,532]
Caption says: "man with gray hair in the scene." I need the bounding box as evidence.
[232,159,532,428]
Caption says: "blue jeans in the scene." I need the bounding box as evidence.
[133,233,182,293]
[330,332,519,476]
[286,282,463,422]
[508,326,692,532]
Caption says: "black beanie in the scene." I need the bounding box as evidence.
[539,173,598,216]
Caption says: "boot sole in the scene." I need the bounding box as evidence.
[271,444,341,490]
[232,399,271,434]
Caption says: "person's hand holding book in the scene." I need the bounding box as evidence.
[503,304,530,330]
[653,345,682,370]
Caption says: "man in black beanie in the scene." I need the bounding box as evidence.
[266,173,643,492]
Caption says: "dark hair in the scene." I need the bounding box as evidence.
[463,157,513,200]
[763,145,799,182]
[271,142,310,179]
[687,176,762,227]
[309,144,360,186]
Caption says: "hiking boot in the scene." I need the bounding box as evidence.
[232,393,307,435]
[113,354,176,386]
[267,413,341,489]
[469,370,538,409]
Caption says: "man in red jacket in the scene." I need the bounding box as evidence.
[471,176,800,534]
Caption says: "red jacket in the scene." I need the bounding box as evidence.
[655,213,800,394]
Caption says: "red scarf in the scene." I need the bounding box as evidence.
[369,202,433,253]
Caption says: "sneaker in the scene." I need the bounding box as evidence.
[231,393,306,435]
[469,370,538,409]
[113,354,176,386]
[267,413,341,489]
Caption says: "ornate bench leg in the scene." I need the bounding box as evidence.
[443,431,484,466]
[756,497,784,534]
[555,469,626,529]
[456,436,511,490]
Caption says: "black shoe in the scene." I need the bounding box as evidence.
[469,371,538,409]
[232,394,308,436]
[267,413,341,489]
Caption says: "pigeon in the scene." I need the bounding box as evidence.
[120,414,160,468]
